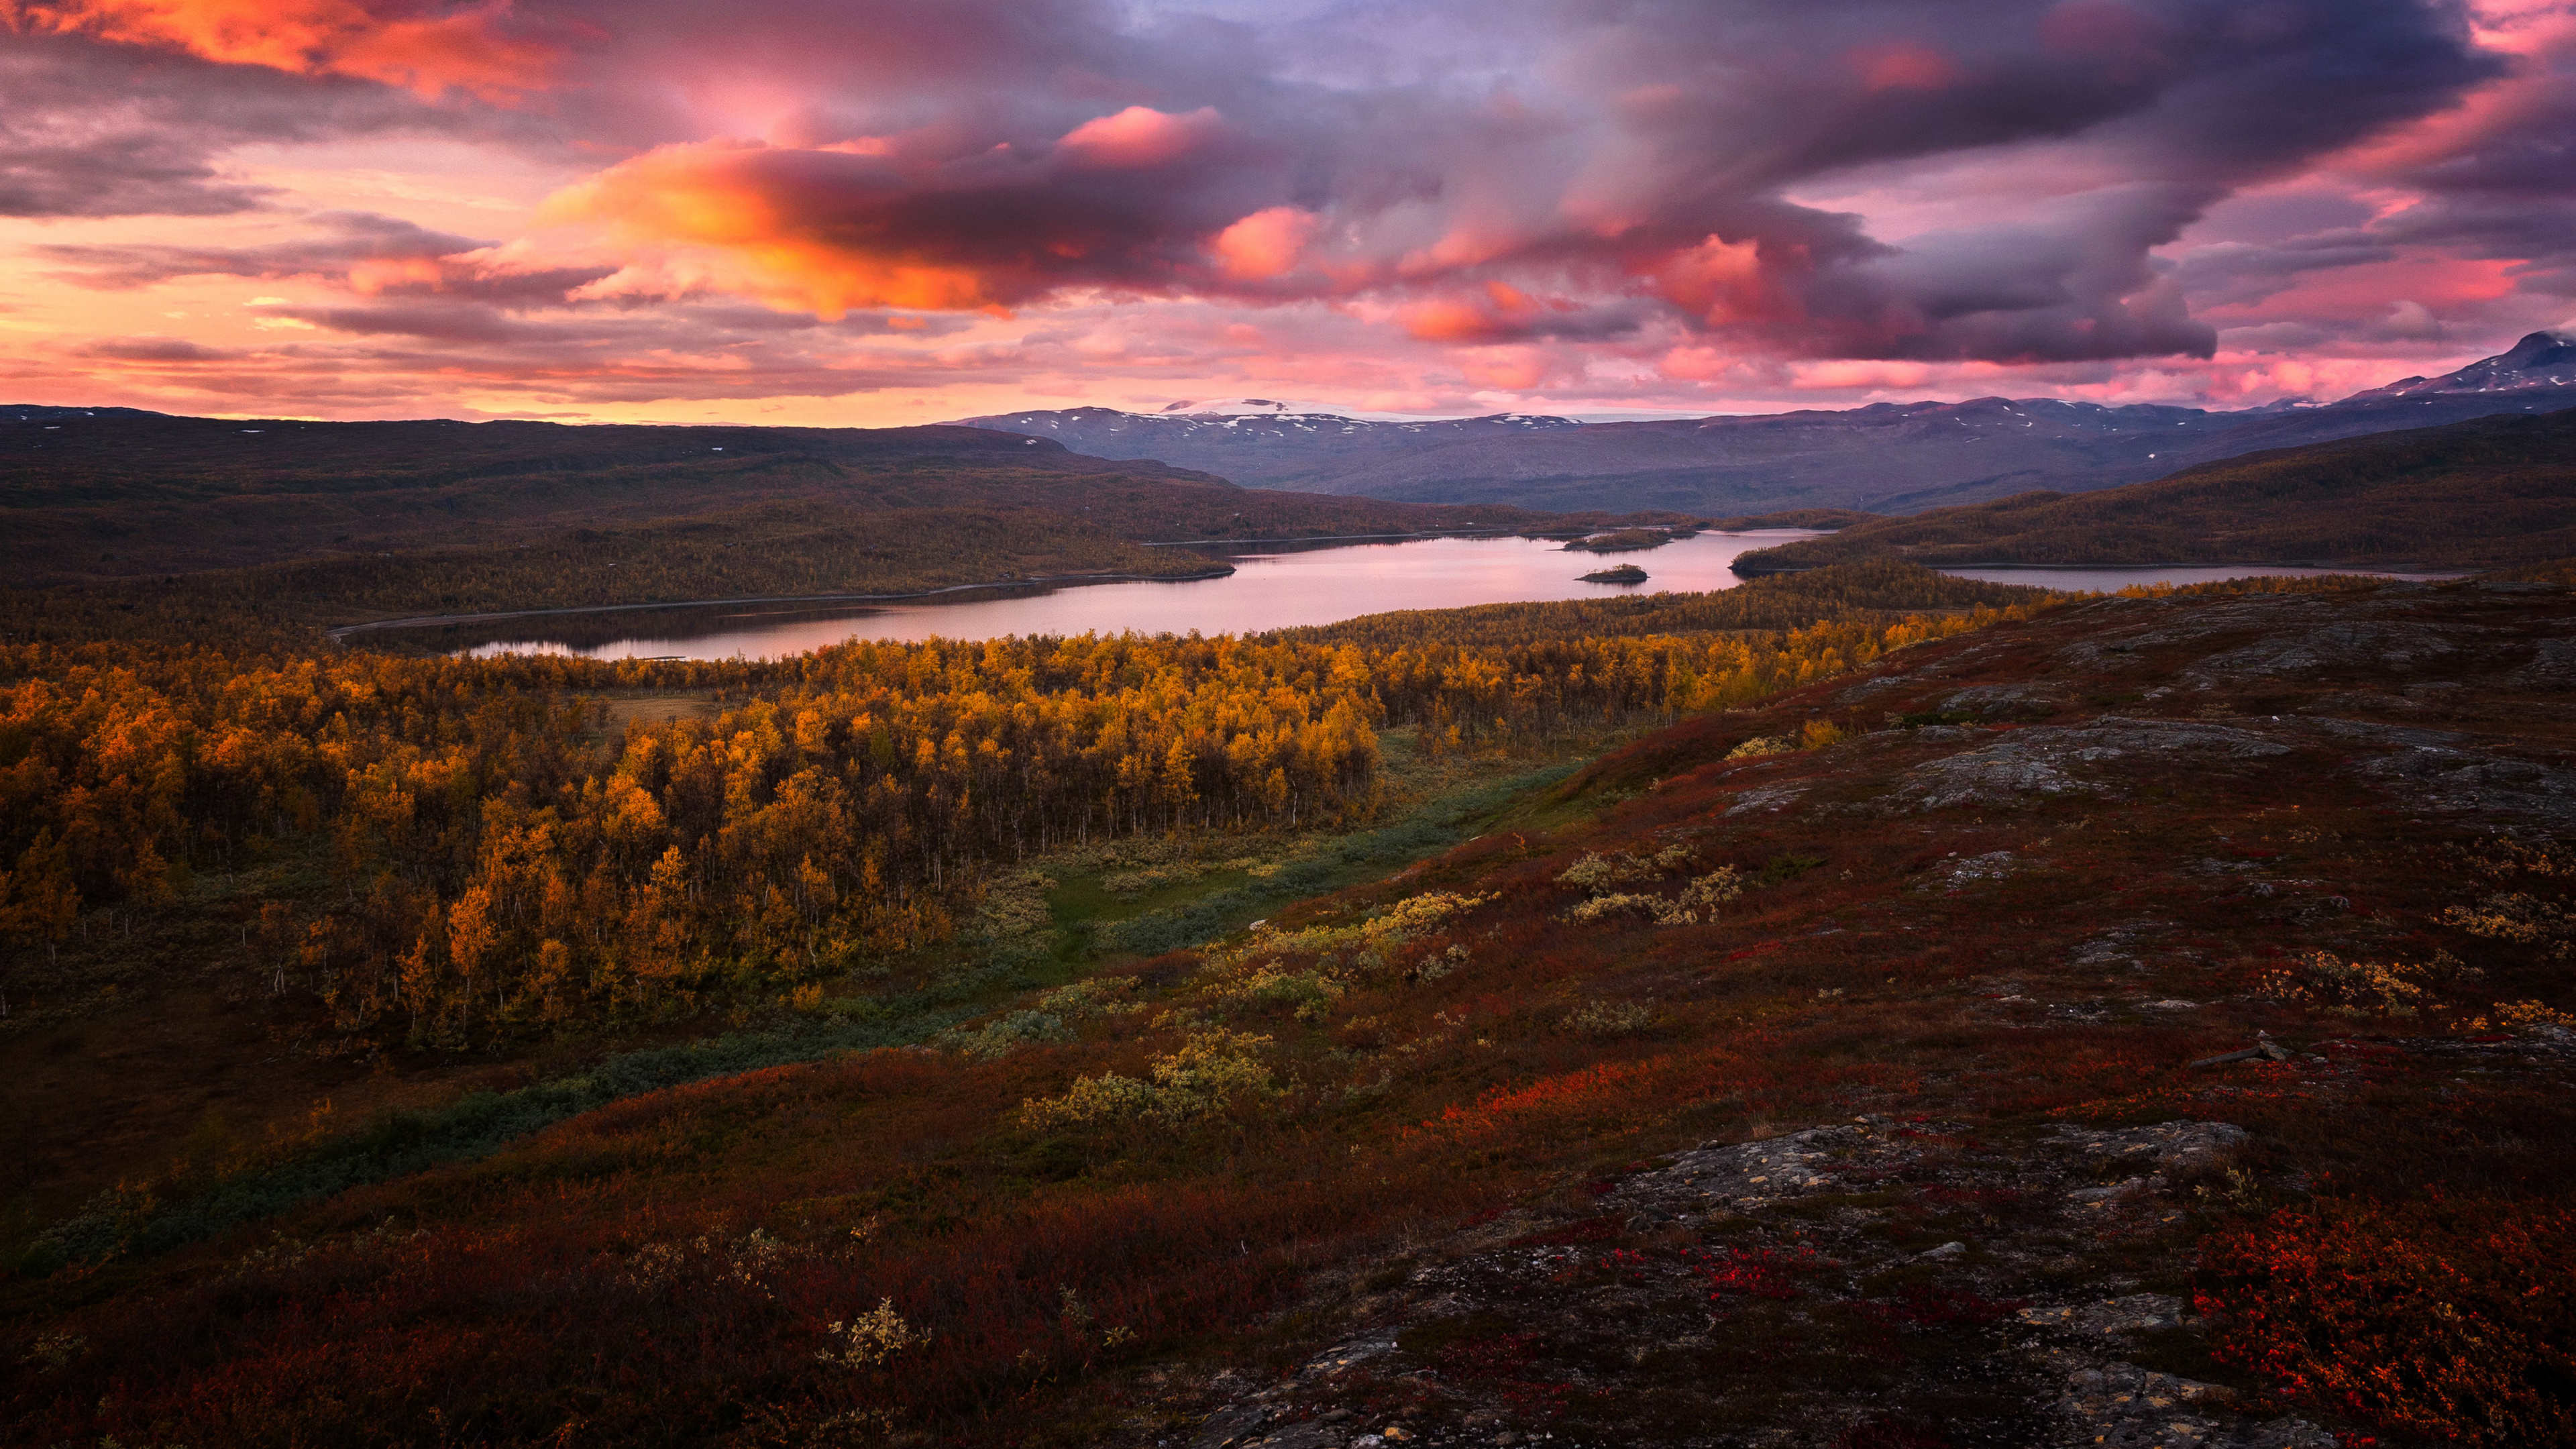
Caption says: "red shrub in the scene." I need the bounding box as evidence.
[2196,1199,2576,1447]
[1691,1243,1817,1301]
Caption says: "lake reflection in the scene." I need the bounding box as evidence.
[441,535,2469,662]
[456,532,1815,660]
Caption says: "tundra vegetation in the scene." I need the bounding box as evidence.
[3,564,2574,1448]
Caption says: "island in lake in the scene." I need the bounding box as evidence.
[1578,562,1650,583]
[1564,526,1690,553]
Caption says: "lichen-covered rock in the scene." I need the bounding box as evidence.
[2048,1120,2250,1171]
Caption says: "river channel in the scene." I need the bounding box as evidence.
[433,533,2460,661]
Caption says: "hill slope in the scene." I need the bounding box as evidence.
[959,332,2576,515]
[11,574,2576,1445]
[1730,407,2576,573]
[0,410,1581,588]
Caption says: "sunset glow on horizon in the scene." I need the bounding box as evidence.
[4,0,2573,425]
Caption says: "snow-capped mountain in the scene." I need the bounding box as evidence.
[955,406,1584,492]
[956,334,2576,517]
[2345,329,2576,402]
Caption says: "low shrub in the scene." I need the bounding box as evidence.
[1564,1000,1654,1037]
[1018,1030,1280,1130]
[2196,1199,2576,1446]
[2445,892,2576,959]
[1558,852,1658,893]
[2257,949,2479,1017]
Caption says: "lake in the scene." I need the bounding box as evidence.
[450,532,1808,659]
[436,535,2464,661]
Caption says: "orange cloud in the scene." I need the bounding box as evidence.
[543,116,1269,320]
[1401,297,1501,343]
[1213,205,1320,281]
[1789,359,1933,390]
[5,0,557,99]
[1653,235,1799,328]
[1399,283,1558,343]
[545,143,1002,317]
[1456,345,1559,391]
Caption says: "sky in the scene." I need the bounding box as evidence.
[3,0,2573,425]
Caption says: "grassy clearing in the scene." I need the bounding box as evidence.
[5,726,1617,1283]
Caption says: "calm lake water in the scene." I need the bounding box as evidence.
[439,535,2464,661]
[453,532,1809,659]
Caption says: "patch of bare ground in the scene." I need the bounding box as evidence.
[599,691,724,733]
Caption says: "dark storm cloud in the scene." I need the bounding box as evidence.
[38,212,484,284]
[1524,0,2496,358]
[533,0,2502,362]
[35,209,616,306]
[0,33,439,217]
[11,0,2562,374]
[75,335,236,361]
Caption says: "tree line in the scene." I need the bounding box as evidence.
[1,569,2042,1041]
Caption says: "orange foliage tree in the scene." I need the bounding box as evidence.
[0,601,2027,1040]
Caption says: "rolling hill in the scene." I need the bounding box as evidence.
[1726,407,2576,574]
[0,409,1624,587]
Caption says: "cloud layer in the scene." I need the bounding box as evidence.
[3,0,2572,421]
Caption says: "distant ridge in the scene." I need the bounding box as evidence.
[1725,406,2576,574]
[957,333,2576,517]
[0,411,1598,585]
[2343,327,2576,402]
[955,405,1584,493]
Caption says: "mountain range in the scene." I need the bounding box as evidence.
[959,331,2576,515]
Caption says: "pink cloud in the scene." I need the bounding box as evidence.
[1212,206,1321,282]
[1055,106,1223,170]
[8,0,2573,424]
[1850,43,1959,93]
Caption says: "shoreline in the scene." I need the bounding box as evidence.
[1731,557,2470,578]
[1136,527,1532,547]
[1144,523,1811,549]
[323,566,1239,639]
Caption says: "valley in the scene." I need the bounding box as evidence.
[9,567,2574,1448]
[11,6,2576,1446]
[7,354,2575,1449]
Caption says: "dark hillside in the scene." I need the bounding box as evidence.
[1703,507,1878,531]
[1733,407,2576,573]
[0,410,1580,586]
[1278,559,2053,649]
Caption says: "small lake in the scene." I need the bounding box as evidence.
[451,532,1812,659]
[436,536,2467,661]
